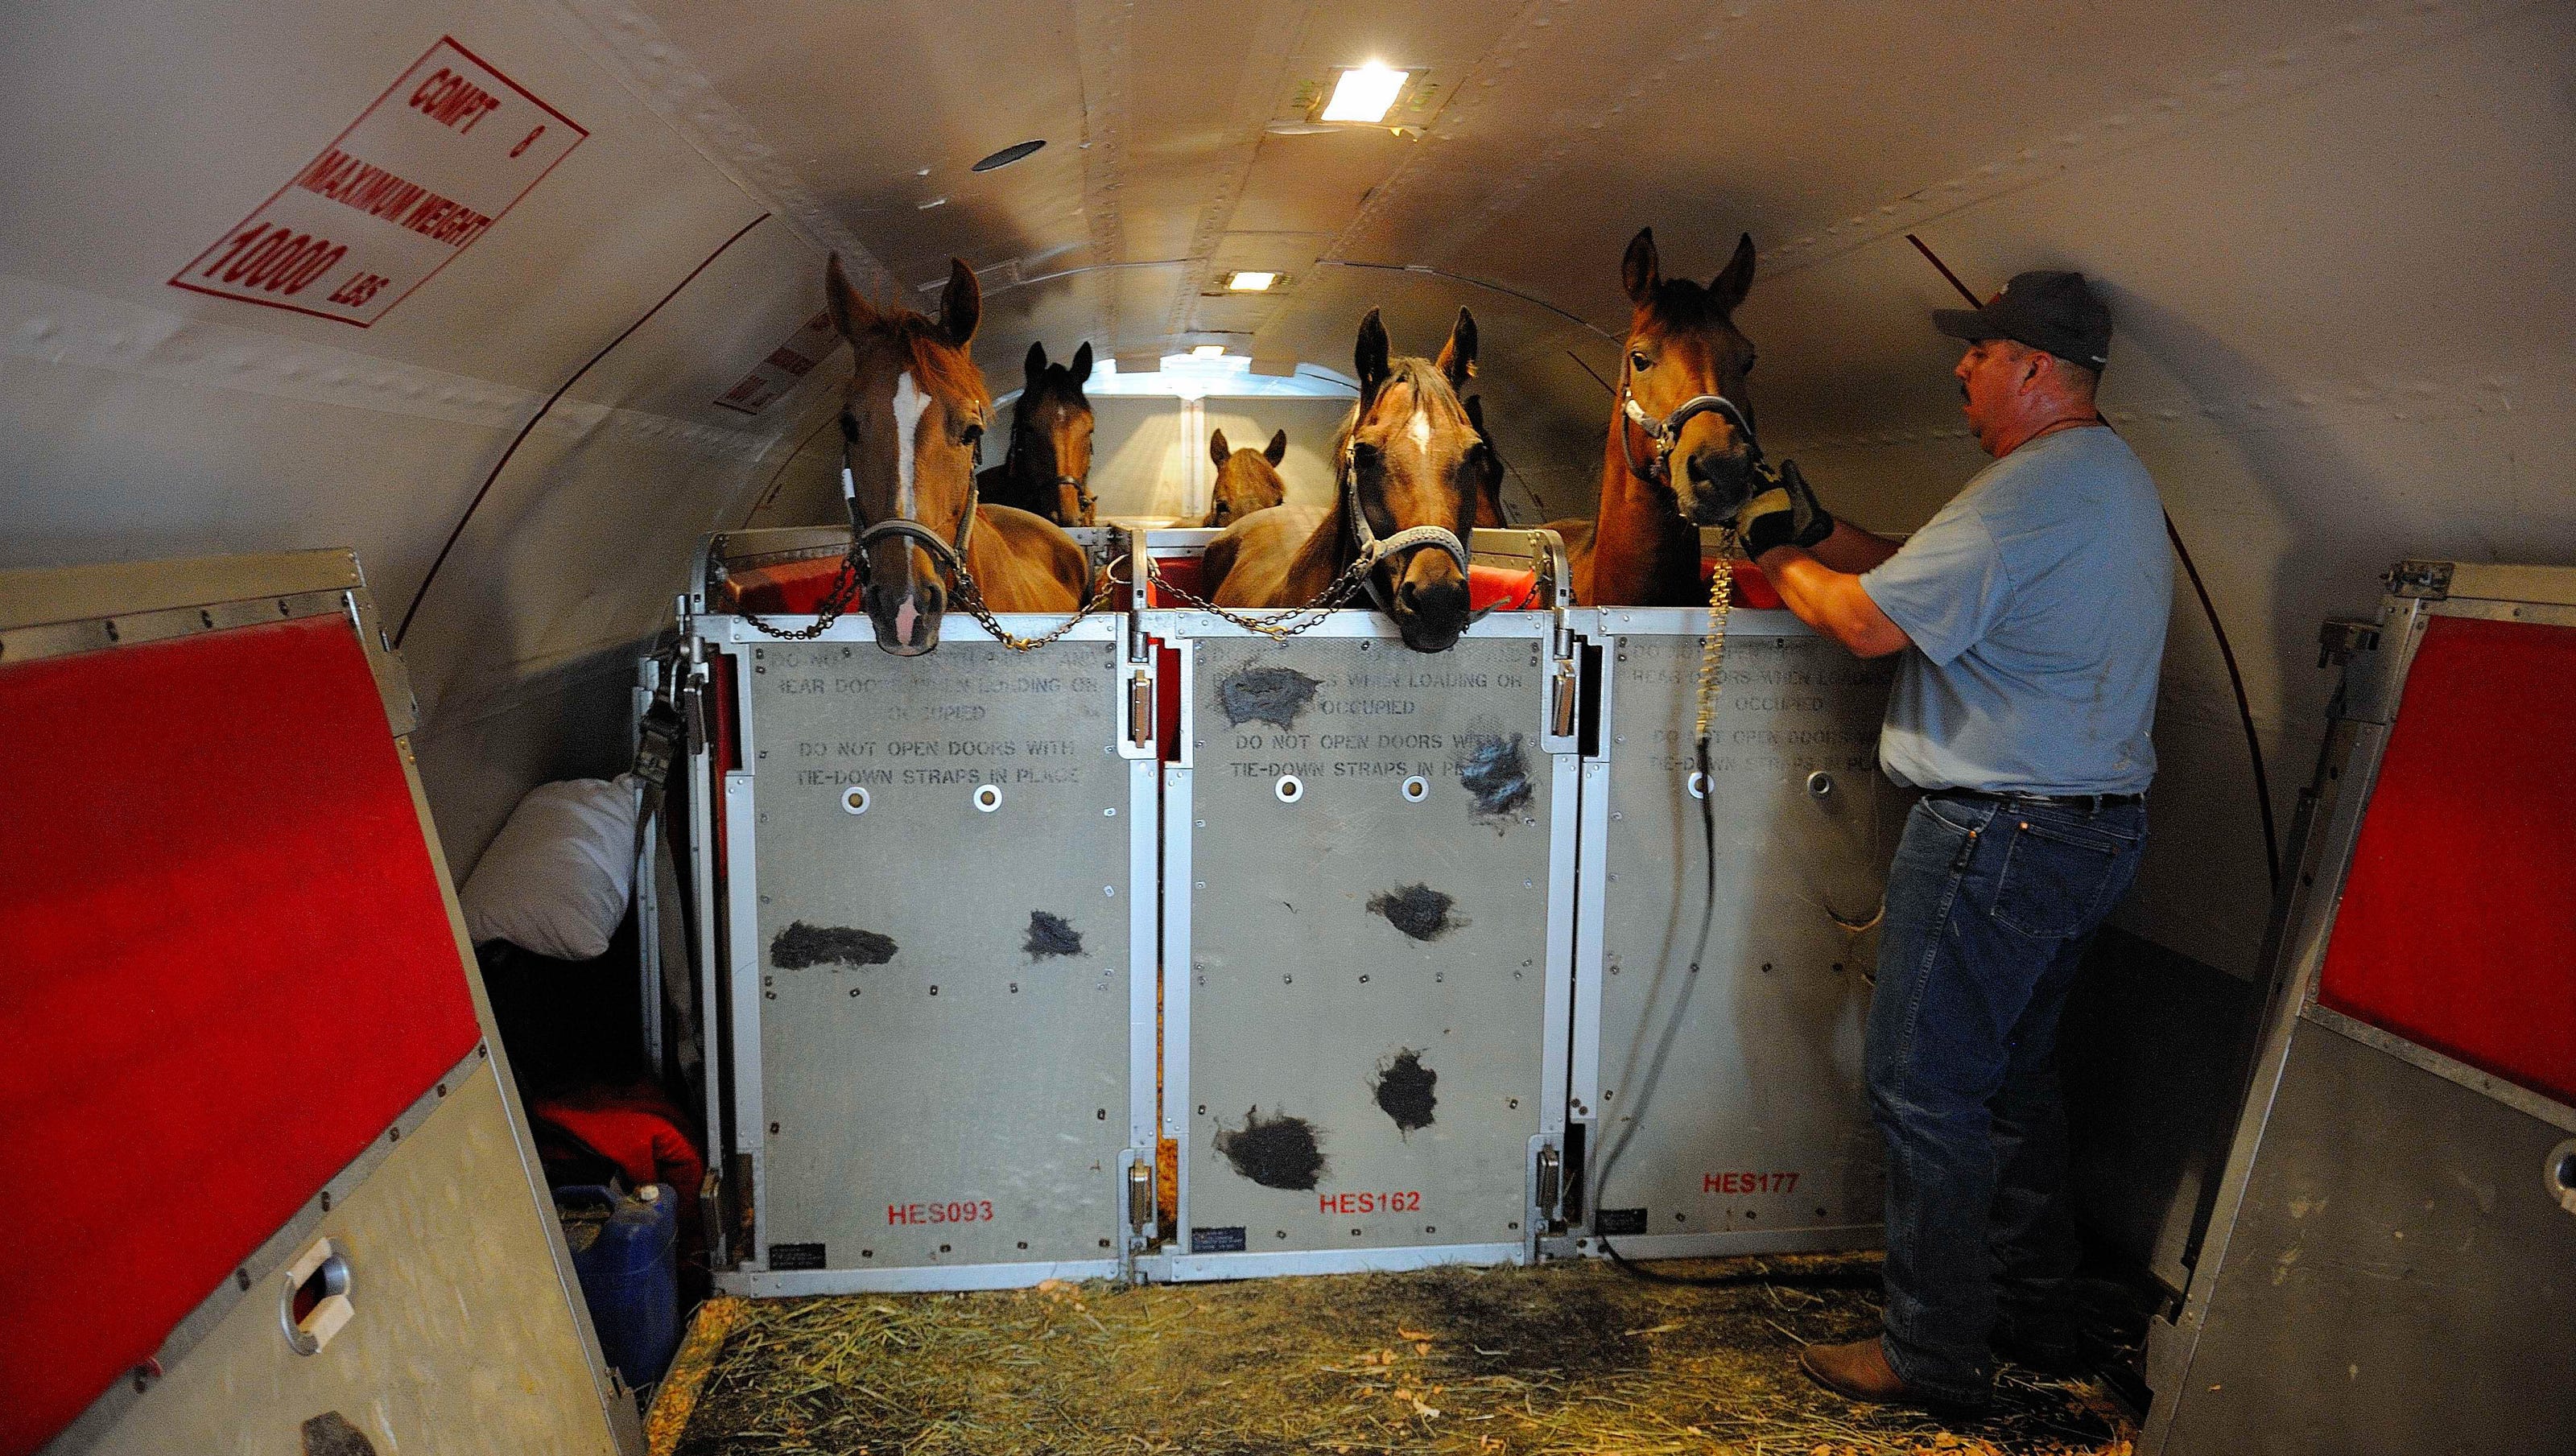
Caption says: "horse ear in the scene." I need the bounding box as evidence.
[1436,307,1478,390]
[1622,228,1660,307]
[1025,340,1048,383]
[1209,429,1231,467]
[1711,232,1757,316]
[938,258,981,345]
[1354,308,1391,395]
[1265,429,1288,465]
[1070,341,1094,382]
[825,254,879,340]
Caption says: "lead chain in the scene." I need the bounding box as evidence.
[1694,527,1739,742]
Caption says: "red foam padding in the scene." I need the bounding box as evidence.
[0,617,483,1454]
[1699,555,1783,608]
[1142,556,1540,612]
[2317,614,2576,1109]
[721,555,848,615]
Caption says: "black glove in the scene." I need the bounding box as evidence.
[1736,459,1835,558]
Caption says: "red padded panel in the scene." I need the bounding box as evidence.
[2317,614,2576,1108]
[1140,555,1540,612]
[0,617,483,1454]
[720,554,848,614]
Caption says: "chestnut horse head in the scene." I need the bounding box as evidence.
[824,252,993,656]
[1007,340,1097,524]
[1340,306,1485,652]
[1203,427,1288,528]
[1617,227,1761,525]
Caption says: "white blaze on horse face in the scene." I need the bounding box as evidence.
[1408,406,1433,457]
[890,369,929,518]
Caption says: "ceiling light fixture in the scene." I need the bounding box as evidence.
[1320,62,1409,124]
[970,138,1046,172]
[1190,344,1228,358]
[1224,271,1278,292]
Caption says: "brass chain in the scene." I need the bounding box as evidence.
[716,545,1123,653]
[1140,552,1377,641]
[1693,526,1740,742]
[951,555,1126,653]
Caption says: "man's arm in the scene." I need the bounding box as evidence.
[1803,518,1902,575]
[1754,542,1913,658]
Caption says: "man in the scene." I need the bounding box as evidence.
[1722,271,2172,1410]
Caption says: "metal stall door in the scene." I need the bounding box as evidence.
[1571,607,1900,1257]
[703,595,1157,1294]
[1154,541,1580,1278]
[1,553,632,1456]
[2142,563,2576,1456]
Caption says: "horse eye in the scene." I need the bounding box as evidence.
[960,421,985,445]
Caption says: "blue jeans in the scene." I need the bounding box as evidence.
[1866,791,2146,1402]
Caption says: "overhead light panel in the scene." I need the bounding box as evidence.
[1320,62,1409,124]
[1191,344,1228,358]
[1224,271,1278,292]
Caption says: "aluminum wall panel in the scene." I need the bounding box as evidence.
[1166,623,1574,1274]
[1576,608,1897,1256]
[77,1062,623,1456]
[728,631,1140,1285]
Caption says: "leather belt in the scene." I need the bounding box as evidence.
[1932,787,2145,814]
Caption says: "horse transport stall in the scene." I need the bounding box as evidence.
[667,526,1901,1292]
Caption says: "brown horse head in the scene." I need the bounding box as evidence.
[1619,227,1760,525]
[1341,306,1484,653]
[1203,427,1288,527]
[825,253,992,656]
[1011,340,1096,524]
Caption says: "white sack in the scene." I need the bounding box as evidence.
[459,775,639,961]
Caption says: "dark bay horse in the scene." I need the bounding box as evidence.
[1548,228,1762,604]
[1465,394,1509,527]
[1202,307,1487,653]
[1201,427,1288,527]
[824,254,1091,654]
[979,340,1097,525]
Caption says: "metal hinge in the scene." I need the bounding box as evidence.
[2316,616,2381,669]
[2384,559,2454,600]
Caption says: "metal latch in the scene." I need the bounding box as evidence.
[1550,659,1579,738]
[1534,1145,1563,1222]
[1127,1158,1154,1230]
[2317,617,2381,668]
[2385,559,2454,600]
[1128,668,1154,746]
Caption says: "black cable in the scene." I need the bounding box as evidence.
[394,212,771,647]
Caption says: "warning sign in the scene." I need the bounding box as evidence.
[170,37,585,327]
[716,309,842,415]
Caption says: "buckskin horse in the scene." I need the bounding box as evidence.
[980,340,1099,525]
[1201,307,1488,654]
[1200,427,1289,527]
[1547,228,1763,604]
[824,254,1092,655]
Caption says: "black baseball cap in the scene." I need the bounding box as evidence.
[1934,270,2111,371]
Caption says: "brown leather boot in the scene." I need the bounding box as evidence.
[1798,1338,1989,1413]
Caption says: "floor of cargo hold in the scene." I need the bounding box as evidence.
[648,1253,2136,1455]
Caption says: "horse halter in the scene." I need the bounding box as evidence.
[1003,427,1094,523]
[1339,435,1474,615]
[840,406,981,585]
[1618,356,1769,488]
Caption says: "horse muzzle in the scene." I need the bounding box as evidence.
[863,580,944,656]
[1681,444,1760,526]
[1390,565,1469,654]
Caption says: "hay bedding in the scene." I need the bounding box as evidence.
[664,1254,2132,1456]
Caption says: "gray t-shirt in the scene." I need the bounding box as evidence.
[1859,427,2172,794]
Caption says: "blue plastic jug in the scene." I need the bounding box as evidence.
[555,1183,680,1388]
